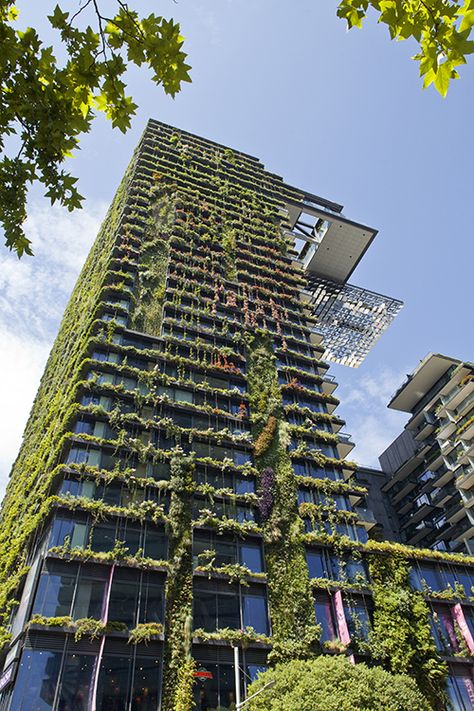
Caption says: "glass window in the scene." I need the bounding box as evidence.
[144,529,168,561]
[430,606,459,654]
[32,569,76,618]
[242,593,268,634]
[73,569,106,620]
[447,670,474,711]
[218,593,240,629]
[194,590,217,632]
[344,600,371,641]
[139,574,164,624]
[418,564,443,592]
[60,479,82,497]
[96,655,131,711]
[235,476,255,495]
[193,662,236,711]
[246,665,267,684]
[57,653,95,711]
[109,572,139,628]
[49,516,87,550]
[306,550,327,579]
[345,559,369,585]
[240,543,263,573]
[463,606,474,641]
[10,649,61,711]
[314,594,337,642]
[74,420,95,436]
[453,568,474,596]
[131,656,161,711]
[122,525,142,556]
[90,522,117,553]
[214,540,236,566]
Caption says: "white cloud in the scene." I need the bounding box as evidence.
[0,200,107,496]
[335,366,410,467]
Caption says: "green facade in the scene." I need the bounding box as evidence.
[0,120,473,710]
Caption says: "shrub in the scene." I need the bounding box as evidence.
[245,656,431,711]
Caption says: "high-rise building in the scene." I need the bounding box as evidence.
[0,122,473,711]
[381,354,474,554]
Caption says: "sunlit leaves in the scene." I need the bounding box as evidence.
[0,2,191,257]
[337,0,473,97]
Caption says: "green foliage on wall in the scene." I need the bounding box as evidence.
[129,186,175,335]
[161,453,196,711]
[246,333,320,663]
[368,554,447,709]
[0,148,142,650]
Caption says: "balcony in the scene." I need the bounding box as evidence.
[453,384,474,419]
[355,506,377,530]
[436,415,456,441]
[320,374,337,395]
[439,377,474,415]
[336,432,354,458]
[405,519,436,546]
[457,410,474,442]
[412,411,437,441]
[460,489,474,508]
[455,460,474,490]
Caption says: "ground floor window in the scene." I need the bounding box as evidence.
[96,654,161,710]
[9,650,94,711]
[193,662,236,711]
[7,645,161,711]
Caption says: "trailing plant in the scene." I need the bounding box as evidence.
[193,626,271,647]
[128,622,164,644]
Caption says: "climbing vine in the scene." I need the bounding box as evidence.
[246,332,321,663]
[368,554,447,709]
[161,453,196,711]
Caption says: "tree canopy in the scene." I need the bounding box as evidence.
[1,1,472,257]
[0,1,191,257]
[338,0,474,97]
[245,656,432,711]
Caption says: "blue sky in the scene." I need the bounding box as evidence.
[1,0,473,492]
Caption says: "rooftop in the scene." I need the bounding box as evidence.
[388,353,461,412]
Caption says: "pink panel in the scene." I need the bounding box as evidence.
[333,590,351,646]
[451,603,474,654]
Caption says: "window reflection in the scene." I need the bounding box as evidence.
[10,650,94,711]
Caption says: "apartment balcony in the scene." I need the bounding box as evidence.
[445,498,465,525]
[354,506,377,530]
[412,411,437,442]
[451,512,474,544]
[455,459,474,490]
[457,440,474,467]
[458,414,474,443]
[336,431,355,458]
[430,484,458,508]
[404,519,436,546]
[460,489,474,509]
[320,374,337,395]
[453,384,474,419]
[392,476,420,505]
[382,454,424,493]
[431,465,454,489]
[436,415,457,441]
[439,378,474,415]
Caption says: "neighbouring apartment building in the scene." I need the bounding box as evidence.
[381,354,474,555]
[0,121,472,711]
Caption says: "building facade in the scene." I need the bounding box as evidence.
[381,354,474,554]
[0,122,472,711]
